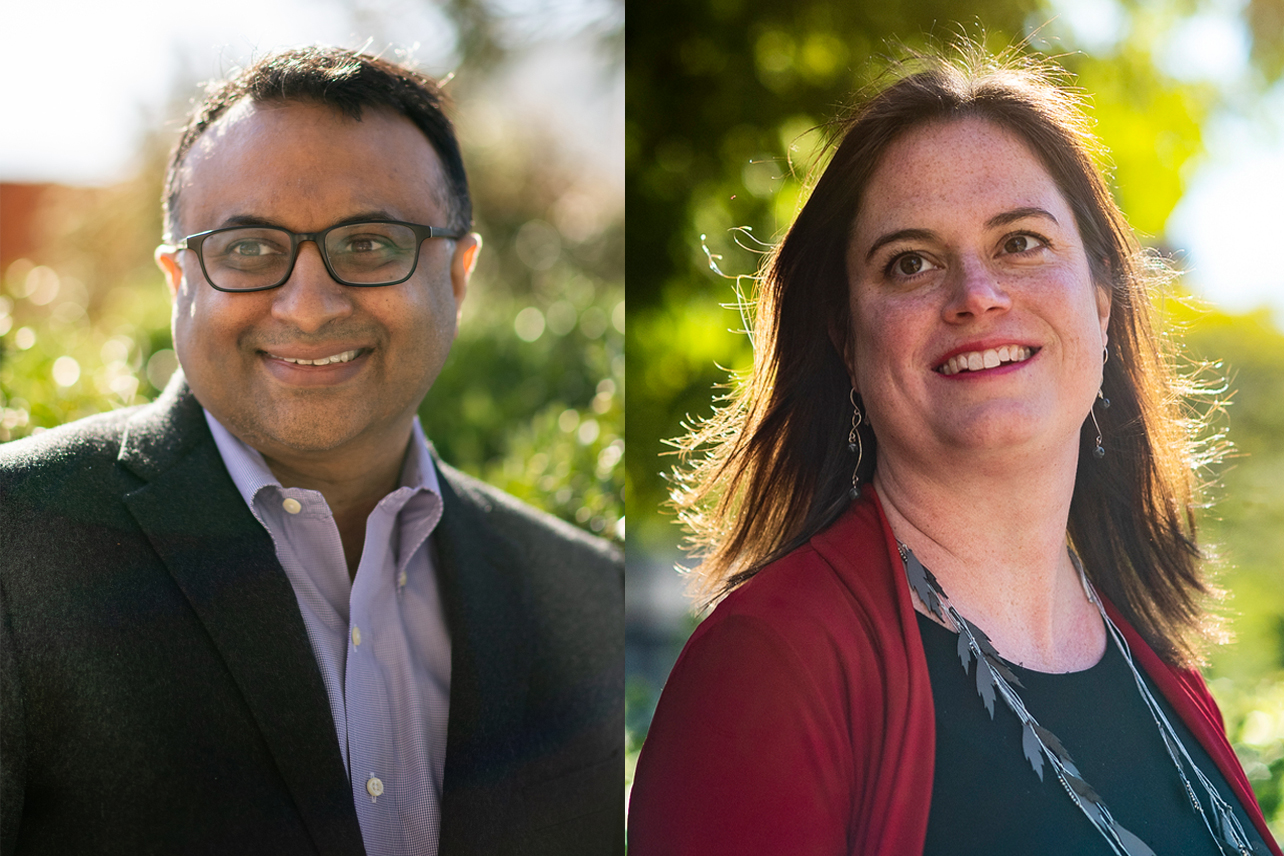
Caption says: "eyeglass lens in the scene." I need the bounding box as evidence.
[202,223,420,290]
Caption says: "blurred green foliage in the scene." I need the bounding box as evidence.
[0,31,623,543]
[1174,301,1284,839]
[625,0,1284,838]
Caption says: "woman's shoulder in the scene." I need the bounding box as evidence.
[702,493,902,636]
[629,494,926,854]
[677,494,907,693]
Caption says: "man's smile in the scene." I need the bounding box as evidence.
[265,348,365,366]
[258,345,373,386]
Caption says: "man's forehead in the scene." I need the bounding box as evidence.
[175,98,451,227]
[186,98,424,163]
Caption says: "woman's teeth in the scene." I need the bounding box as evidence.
[938,345,1033,376]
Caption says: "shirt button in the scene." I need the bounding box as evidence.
[352,626,361,647]
[282,497,302,514]
[366,776,384,798]
[397,570,407,588]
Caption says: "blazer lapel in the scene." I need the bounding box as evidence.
[118,379,365,856]
[433,462,534,855]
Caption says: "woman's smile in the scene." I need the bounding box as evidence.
[934,344,1038,376]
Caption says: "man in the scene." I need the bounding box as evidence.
[0,47,622,855]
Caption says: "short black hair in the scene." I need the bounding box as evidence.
[163,45,471,239]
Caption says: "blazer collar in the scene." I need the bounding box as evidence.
[118,373,365,856]
[433,459,534,854]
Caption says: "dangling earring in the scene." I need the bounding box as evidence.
[1091,347,1110,459]
[848,389,864,498]
[1090,402,1106,459]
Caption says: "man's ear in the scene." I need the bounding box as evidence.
[155,245,184,300]
[450,233,481,320]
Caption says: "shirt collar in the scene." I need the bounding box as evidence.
[204,410,441,509]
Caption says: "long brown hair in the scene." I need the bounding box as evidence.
[670,42,1219,667]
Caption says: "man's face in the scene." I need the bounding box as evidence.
[156,100,478,464]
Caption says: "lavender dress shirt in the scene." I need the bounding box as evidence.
[206,411,451,856]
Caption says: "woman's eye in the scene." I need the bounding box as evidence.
[889,253,938,278]
[1003,234,1045,254]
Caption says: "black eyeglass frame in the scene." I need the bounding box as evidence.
[170,220,468,293]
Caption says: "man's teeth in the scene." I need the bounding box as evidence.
[939,345,1033,376]
[275,349,361,366]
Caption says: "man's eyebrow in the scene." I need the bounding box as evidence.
[218,215,277,228]
[217,210,401,229]
[862,208,1060,263]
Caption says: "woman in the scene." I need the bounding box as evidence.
[628,44,1281,856]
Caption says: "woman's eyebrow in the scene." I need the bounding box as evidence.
[864,228,938,263]
[986,206,1059,229]
[863,207,1060,263]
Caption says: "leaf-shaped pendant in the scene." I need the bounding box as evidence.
[957,628,973,673]
[1214,806,1252,854]
[1063,772,1103,804]
[1079,799,1105,830]
[1021,721,1045,782]
[1033,722,1075,766]
[905,551,943,620]
[983,651,1024,689]
[975,655,996,718]
[1158,726,1186,771]
[969,621,1002,661]
[1110,820,1157,856]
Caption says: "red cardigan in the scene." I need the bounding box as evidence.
[629,490,1281,856]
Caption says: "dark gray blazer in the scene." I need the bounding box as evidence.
[0,378,623,855]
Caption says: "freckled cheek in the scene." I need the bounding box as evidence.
[852,298,924,376]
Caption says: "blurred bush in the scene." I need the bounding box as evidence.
[1213,676,1284,837]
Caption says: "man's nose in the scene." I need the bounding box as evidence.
[270,240,355,332]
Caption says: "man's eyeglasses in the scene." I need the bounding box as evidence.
[166,220,467,293]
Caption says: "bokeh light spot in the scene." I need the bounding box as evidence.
[514,307,545,342]
[146,349,179,390]
[52,356,81,387]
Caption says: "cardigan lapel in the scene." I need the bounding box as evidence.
[117,379,365,856]
[1102,598,1284,856]
[433,462,534,855]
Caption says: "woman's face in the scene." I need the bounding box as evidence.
[845,118,1110,473]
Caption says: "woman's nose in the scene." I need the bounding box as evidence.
[942,255,1012,322]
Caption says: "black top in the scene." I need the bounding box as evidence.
[917,612,1269,855]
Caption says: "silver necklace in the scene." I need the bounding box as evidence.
[898,542,1261,856]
